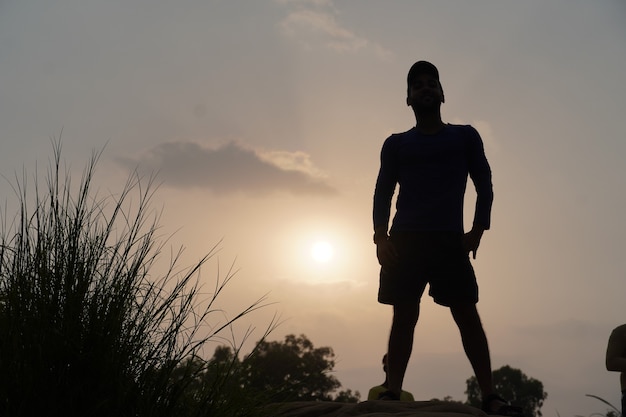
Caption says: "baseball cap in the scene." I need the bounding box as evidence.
[407,60,440,87]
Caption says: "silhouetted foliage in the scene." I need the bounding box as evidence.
[466,365,547,417]
[201,334,360,403]
[583,394,622,417]
[0,141,274,417]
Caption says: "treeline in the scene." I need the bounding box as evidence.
[174,334,360,408]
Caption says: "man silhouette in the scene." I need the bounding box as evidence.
[372,60,521,416]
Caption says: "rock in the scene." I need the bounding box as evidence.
[270,400,489,417]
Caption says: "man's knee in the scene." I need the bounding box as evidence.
[393,303,420,327]
[450,303,482,328]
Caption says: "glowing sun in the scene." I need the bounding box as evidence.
[310,240,334,263]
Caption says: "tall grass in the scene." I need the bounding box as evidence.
[0,142,275,417]
[579,394,622,417]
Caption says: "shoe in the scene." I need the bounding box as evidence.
[481,393,524,417]
[377,390,400,401]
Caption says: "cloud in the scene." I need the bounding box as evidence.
[257,149,328,178]
[277,0,392,59]
[116,141,337,196]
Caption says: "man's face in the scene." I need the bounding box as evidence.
[406,73,444,110]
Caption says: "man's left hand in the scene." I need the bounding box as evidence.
[463,226,485,259]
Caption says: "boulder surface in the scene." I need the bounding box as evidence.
[271,400,489,417]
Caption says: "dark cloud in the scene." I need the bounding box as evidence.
[116,141,337,196]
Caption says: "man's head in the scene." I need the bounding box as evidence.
[406,60,445,108]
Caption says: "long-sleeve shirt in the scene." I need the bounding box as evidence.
[373,124,493,234]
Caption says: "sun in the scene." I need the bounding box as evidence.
[310,240,334,263]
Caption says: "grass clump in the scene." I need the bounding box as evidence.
[579,394,622,417]
[0,142,274,417]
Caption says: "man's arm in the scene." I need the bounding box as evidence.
[466,126,493,233]
[606,325,626,372]
[465,127,493,259]
[373,137,398,266]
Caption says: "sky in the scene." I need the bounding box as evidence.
[1,0,626,415]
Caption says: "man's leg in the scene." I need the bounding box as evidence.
[386,302,420,397]
[451,303,523,415]
[449,303,494,399]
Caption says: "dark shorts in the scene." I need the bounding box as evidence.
[378,231,478,307]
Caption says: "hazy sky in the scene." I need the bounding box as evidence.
[2,1,626,415]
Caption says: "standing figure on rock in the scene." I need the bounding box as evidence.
[372,60,522,416]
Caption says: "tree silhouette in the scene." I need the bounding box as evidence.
[201,334,360,403]
[466,365,547,417]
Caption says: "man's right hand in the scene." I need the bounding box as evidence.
[376,239,398,267]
